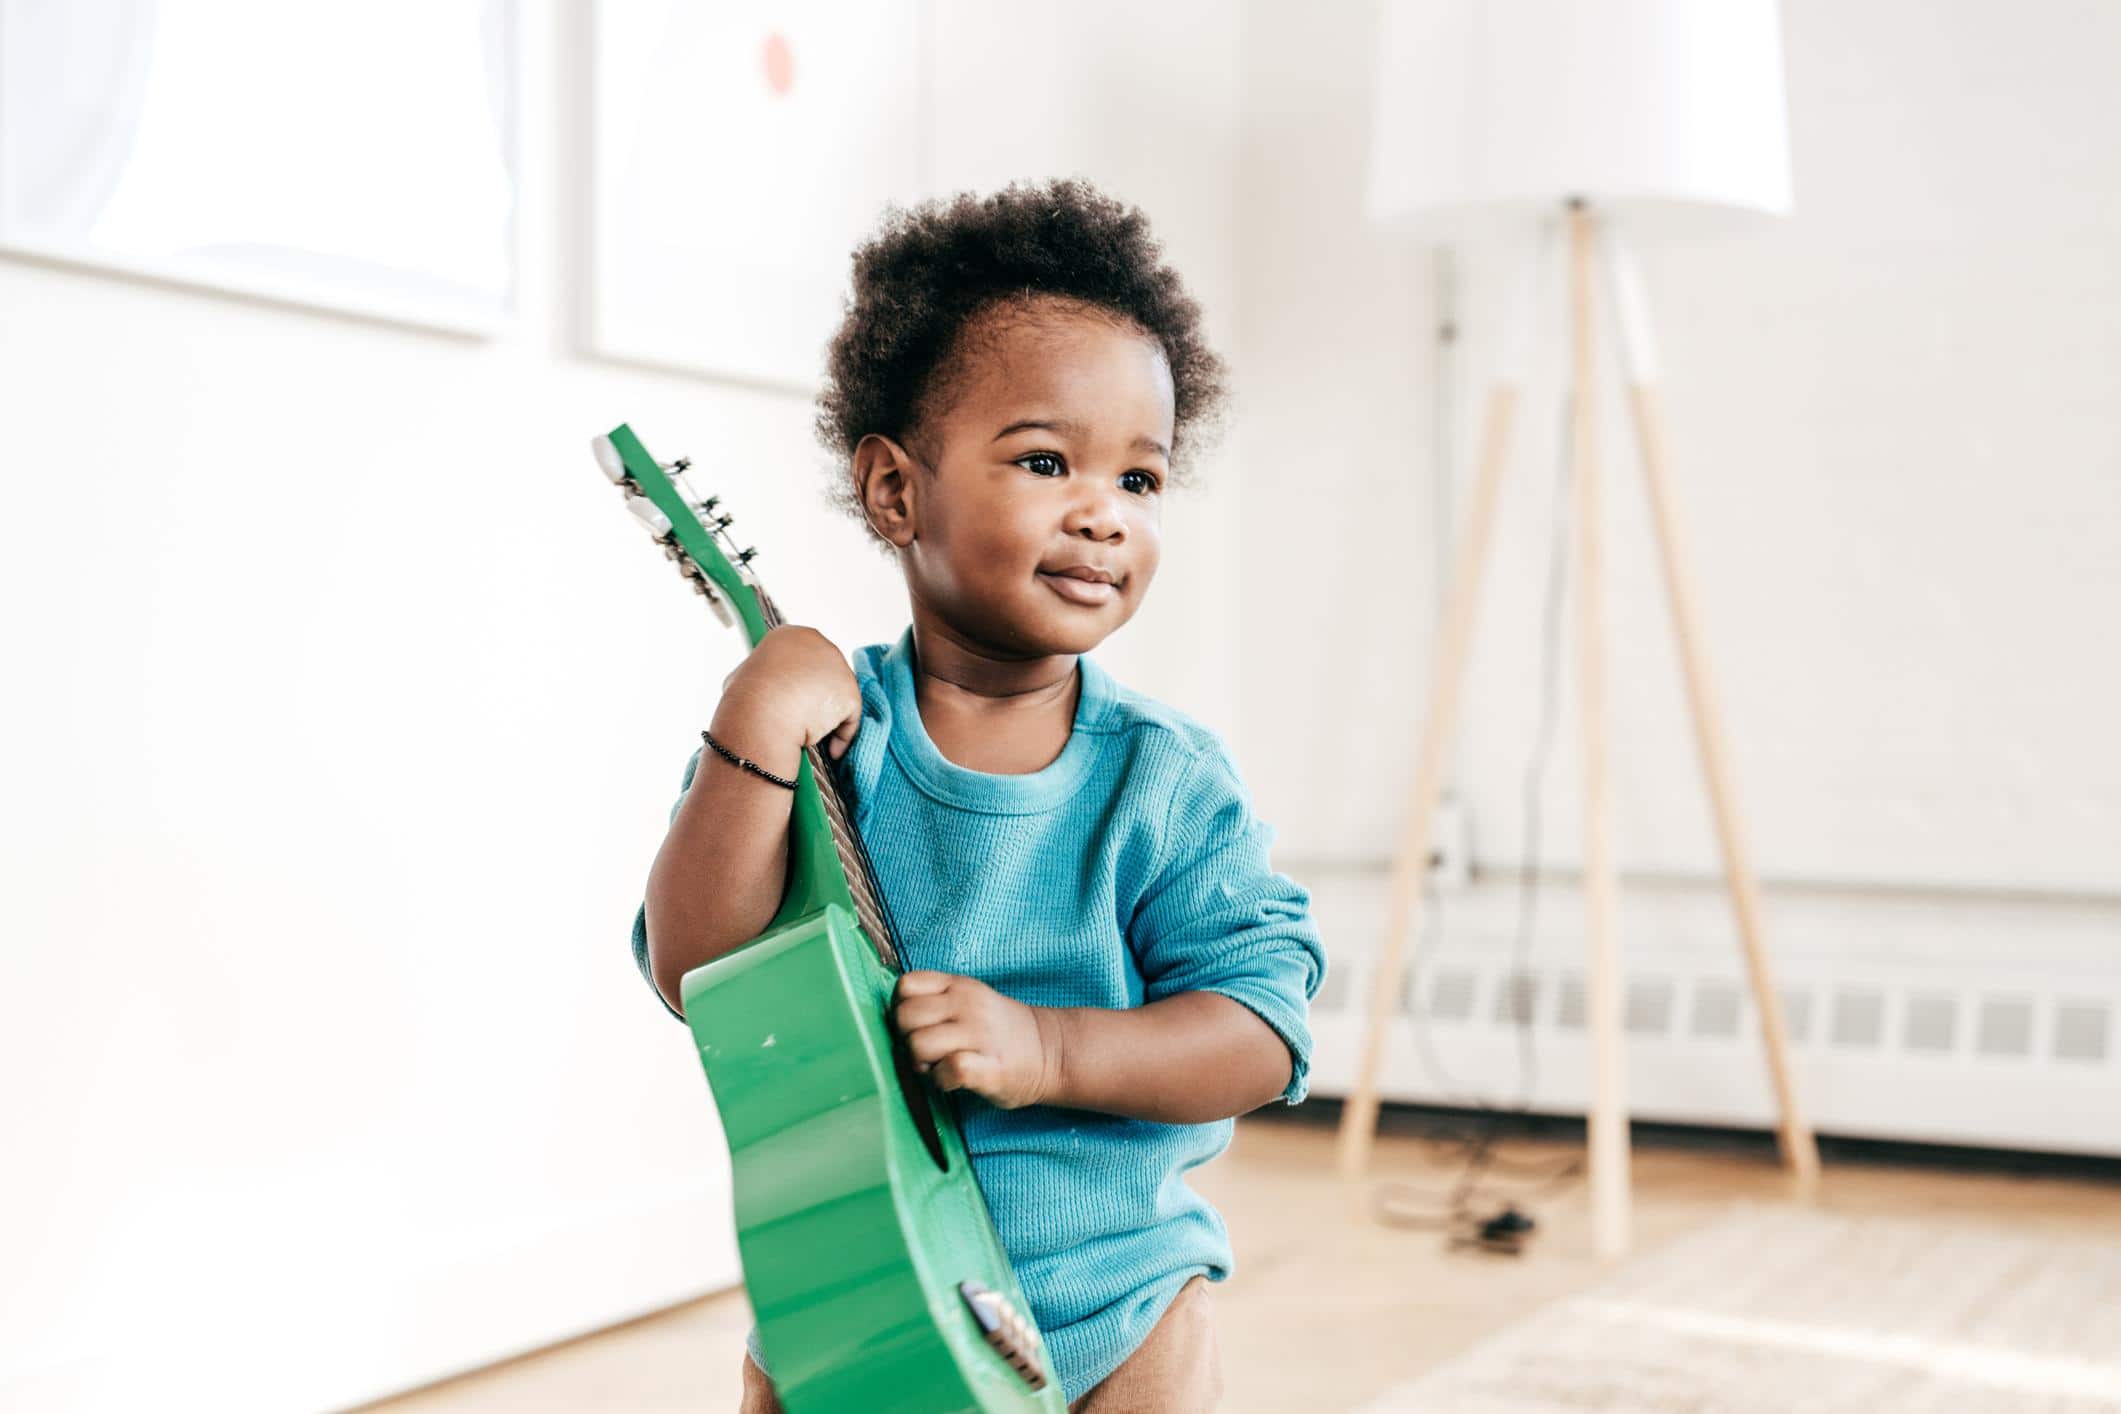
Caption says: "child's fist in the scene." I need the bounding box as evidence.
[720,624,862,762]
[892,971,1061,1111]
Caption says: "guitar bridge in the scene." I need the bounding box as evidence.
[957,1280,1049,1391]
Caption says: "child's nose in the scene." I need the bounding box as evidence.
[1063,483,1129,539]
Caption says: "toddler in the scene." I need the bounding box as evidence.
[632,178,1326,1412]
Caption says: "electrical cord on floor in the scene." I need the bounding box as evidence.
[1370,883,1583,1253]
[1372,383,1587,1255]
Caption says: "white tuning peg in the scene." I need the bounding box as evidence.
[590,434,626,483]
[624,492,672,539]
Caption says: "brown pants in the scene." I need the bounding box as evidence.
[739,1274,1221,1413]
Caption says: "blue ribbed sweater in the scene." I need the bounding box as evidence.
[630,625,1326,1399]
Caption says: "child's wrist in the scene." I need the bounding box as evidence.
[709,690,804,772]
[1030,1005,1072,1109]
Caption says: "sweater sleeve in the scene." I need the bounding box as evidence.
[1128,742,1327,1105]
[630,745,704,1023]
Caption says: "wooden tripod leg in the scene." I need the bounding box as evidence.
[1570,205,1632,1259]
[1625,382,1821,1191]
[1601,231,1821,1191]
[1336,379,1520,1180]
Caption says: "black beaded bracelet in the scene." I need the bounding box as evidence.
[701,727,798,790]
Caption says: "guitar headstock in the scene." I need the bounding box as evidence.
[592,424,770,645]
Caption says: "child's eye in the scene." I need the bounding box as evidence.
[1018,452,1161,496]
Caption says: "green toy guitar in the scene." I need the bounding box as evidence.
[594,424,1063,1414]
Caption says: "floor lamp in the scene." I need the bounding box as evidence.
[1335,0,1821,1259]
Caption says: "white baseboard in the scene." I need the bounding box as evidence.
[1297,868,2121,1158]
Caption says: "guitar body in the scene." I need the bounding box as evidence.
[690,907,1051,1413]
[597,424,1063,1414]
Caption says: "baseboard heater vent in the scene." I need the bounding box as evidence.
[1305,943,2120,1158]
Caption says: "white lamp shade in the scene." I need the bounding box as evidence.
[1367,0,1793,242]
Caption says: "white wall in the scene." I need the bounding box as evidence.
[931,0,1246,739]
[1236,0,2120,1140]
[0,2,1241,1410]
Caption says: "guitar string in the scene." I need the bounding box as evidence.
[749,581,905,973]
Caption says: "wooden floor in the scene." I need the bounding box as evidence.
[365,1112,2121,1413]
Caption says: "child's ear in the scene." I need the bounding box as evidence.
[853,433,920,549]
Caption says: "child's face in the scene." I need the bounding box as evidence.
[874,303,1176,658]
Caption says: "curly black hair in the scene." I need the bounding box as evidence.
[813,177,1230,546]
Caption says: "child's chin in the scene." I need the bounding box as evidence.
[995,587,1136,653]
[1034,610,1125,654]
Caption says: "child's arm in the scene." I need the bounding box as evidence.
[641,626,862,1014]
[1049,992,1289,1121]
[894,741,1326,1122]
[894,971,1290,1122]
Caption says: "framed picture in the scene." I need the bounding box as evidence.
[0,0,520,335]
[589,0,932,392]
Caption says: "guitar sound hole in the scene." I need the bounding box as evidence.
[888,1020,950,1172]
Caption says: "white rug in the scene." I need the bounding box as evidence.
[1356,1204,2121,1413]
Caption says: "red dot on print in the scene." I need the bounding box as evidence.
[762,32,795,97]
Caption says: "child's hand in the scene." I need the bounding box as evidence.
[720,624,862,762]
[892,971,1062,1110]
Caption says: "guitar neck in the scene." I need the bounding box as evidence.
[747,588,907,974]
[595,422,907,973]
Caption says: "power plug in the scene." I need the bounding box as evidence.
[1453,1204,1537,1257]
[1428,792,1473,890]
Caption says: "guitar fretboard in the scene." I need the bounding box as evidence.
[753,584,903,972]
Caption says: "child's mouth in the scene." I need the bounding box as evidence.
[1038,572,1118,606]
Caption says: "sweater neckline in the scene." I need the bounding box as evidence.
[881,625,1110,814]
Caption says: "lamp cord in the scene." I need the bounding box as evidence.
[1373,377,1587,1246]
